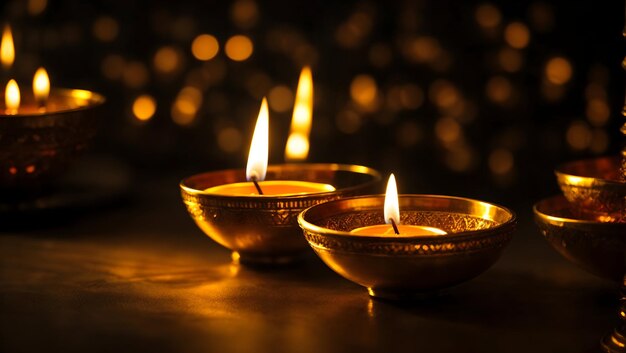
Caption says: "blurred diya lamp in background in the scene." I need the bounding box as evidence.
[298,174,516,300]
[0,68,105,200]
[555,156,626,223]
[180,98,382,266]
[534,195,626,352]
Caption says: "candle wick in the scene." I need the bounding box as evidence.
[389,218,400,235]
[251,175,264,195]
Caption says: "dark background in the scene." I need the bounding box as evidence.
[1,1,625,353]
[2,0,624,207]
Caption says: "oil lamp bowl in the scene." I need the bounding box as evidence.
[555,156,626,222]
[298,195,516,300]
[534,195,626,282]
[0,88,105,200]
[180,164,382,266]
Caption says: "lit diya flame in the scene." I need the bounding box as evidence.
[5,79,20,115]
[351,174,447,236]
[1,25,14,70]
[33,67,50,106]
[285,66,313,161]
[384,173,400,227]
[246,97,269,182]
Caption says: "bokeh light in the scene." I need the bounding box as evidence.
[154,46,182,74]
[217,127,243,153]
[93,16,119,42]
[350,74,379,111]
[172,86,203,126]
[191,34,219,61]
[123,61,149,88]
[231,0,259,29]
[545,57,573,85]
[27,0,48,16]
[268,85,294,113]
[475,3,502,29]
[488,149,514,175]
[486,76,513,104]
[101,54,125,80]
[504,22,530,49]
[225,35,253,61]
[132,94,157,121]
[566,120,592,151]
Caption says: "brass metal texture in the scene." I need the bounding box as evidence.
[0,88,105,199]
[555,156,626,223]
[180,164,382,266]
[298,194,516,300]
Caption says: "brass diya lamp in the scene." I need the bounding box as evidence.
[298,174,516,300]
[0,68,105,200]
[536,158,625,352]
[534,194,626,352]
[180,98,382,266]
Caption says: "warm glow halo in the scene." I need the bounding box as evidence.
[5,79,20,112]
[33,67,50,103]
[246,98,269,181]
[384,173,400,225]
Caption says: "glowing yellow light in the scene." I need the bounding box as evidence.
[191,34,219,61]
[69,89,93,101]
[154,46,181,74]
[545,57,572,85]
[350,74,378,108]
[1,25,15,70]
[384,174,400,226]
[132,94,156,121]
[504,22,530,49]
[171,86,203,126]
[5,79,20,114]
[33,67,50,105]
[225,35,253,61]
[285,67,313,161]
[246,98,269,181]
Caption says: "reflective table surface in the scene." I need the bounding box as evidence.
[0,173,617,353]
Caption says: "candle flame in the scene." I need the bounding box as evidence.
[384,174,400,225]
[33,67,50,104]
[285,66,313,161]
[1,25,14,69]
[5,79,20,114]
[246,98,269,182]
